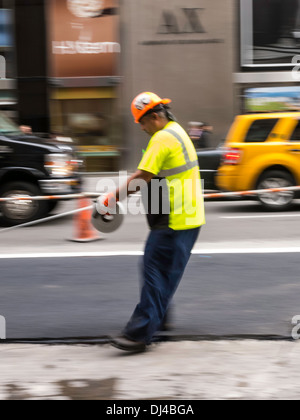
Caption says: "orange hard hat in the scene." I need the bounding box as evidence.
[131,92,172,123]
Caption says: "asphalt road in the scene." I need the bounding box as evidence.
[1,196,300,255]
[0,252,299,340]
[0,182,300,340]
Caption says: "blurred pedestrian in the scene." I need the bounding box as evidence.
[96,92,206,352]
[201,123,213,149]
[188,121,204,150]
[188,121,213,150]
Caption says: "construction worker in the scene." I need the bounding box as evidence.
[96,92,206,352]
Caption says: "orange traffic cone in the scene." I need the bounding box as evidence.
[69,198,101,242]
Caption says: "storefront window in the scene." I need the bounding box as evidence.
[50,96,120,172]
[47,0,121,172]
[0,2,16,119]
[240,0,300,68]
[0,5,15,79]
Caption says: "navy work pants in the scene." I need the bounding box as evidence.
[123,227,201,344]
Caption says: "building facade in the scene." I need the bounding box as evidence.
[236,0,300,115]
[1,0,299,172]
[120,0,237,170]
[47,0,121,172]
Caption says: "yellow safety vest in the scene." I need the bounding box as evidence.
[138,121,206,230]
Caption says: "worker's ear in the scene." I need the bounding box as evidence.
[151,113,159,121]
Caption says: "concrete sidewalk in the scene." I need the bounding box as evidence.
[0,339,300,400]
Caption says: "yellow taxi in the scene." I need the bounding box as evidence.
[216,112,300,210]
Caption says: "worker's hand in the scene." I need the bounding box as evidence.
[96,192,118,215]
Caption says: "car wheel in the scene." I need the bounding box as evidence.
[0,181,49,225]
[256,170,295,211]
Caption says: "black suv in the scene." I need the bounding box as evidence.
[0,113,82,226]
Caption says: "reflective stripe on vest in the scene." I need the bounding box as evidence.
[158,128,199,177]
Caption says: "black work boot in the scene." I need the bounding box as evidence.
[110,336,147,353]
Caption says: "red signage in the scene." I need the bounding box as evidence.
[48,0,120,77]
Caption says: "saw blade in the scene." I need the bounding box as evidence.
[91,201,125,233]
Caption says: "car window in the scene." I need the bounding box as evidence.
[290,120,300,142]
[0,113,22,135]
[244,119,279,143]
